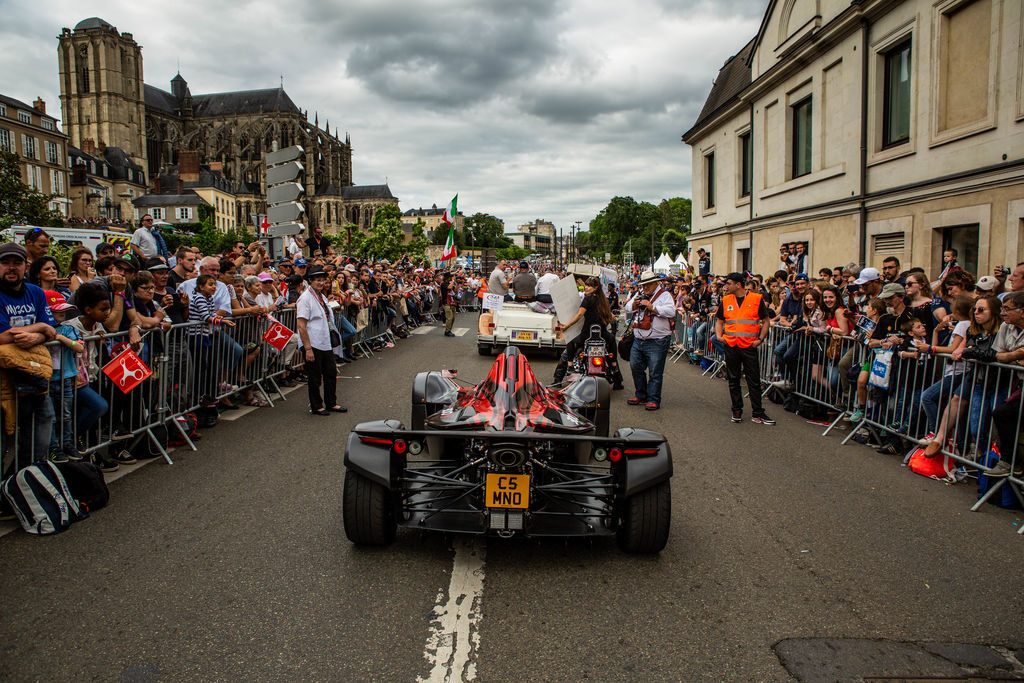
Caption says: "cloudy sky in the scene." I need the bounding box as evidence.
[1,0,765,232]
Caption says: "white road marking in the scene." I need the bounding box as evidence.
[419,538,486,683]
[453,328,469,337]
[412,326,435,335]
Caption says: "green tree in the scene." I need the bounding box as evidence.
[359,203,405,261]
[406,219,430,264]
[462,213,511,249]
[496,244,529,261]
[0,150,59,229]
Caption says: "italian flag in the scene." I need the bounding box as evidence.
[440,194,457,261]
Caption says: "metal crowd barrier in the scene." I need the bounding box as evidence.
[667,316,1023,524]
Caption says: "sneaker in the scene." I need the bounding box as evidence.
[65,447,84,462]
[985,460,1012,478]
[112,449,137,465]
[219,381,239,393]
[627,398,644,406]
[875,441,900,456]
[845,408,864,423]
[770,379,794,391]
[751,413,776,425]
[444,331,455,337]
[645,402,660,411]
[731,411,743,423]
[47,449,69,464]
[95,458,119,473]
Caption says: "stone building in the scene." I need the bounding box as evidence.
[507,219,556,256]
[682,0,1024,278]
[57,17,397,233]
[68,139,147,221]
[0,94,70,216]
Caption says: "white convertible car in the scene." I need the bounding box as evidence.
[477,300,566,355]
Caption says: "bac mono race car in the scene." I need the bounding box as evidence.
[342,346,673,553]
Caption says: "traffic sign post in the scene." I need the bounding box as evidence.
[264,145,305,259]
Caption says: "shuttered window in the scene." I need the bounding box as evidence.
[873,232,905,255]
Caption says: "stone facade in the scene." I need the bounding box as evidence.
[58,17,397,233]
[68,139,147,221]
[682,0,1024,279]
[0,94,70,216]
[507,219,556,255]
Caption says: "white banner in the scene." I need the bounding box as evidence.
[482,293,504,311]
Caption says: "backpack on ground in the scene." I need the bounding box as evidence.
[128,424,169,460]
[55,461,109,513]
[1,461,88,535]
[196,405,219,429]
[168,413,199,447]
[907,447,957,481]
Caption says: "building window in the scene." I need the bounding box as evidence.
[882,39,912,147]
[25,165,40,190]
[791,97,812,178]
[46,141,60,165]
[176,207,191,220]
[81,67,90,93]
[0,128,10,152]
[0,104,5,117]
[50,169,65,195]
[41,119,54,131]
[21,135,37,160]
[739,131,752,197]
[704,151,716,209]
[151,208,163,220]
[17,111,31,124]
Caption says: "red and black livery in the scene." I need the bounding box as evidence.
[343,346,672,553]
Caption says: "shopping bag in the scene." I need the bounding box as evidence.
[868,349,893,389]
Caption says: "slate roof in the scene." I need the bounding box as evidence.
[144,84,179,114]
[157,165,233,193]
[404,205,443,216]
[133,192,206,207]
[144,82,300,118]
[342,184,394,200]
[0,93,58,123]
[319,182,341,197]
[74,17,115,31]
[682,38,755,141]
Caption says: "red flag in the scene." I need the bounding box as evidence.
[102,348,152,394]
[262,321,294,351]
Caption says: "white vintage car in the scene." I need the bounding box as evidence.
[477,301,566,355]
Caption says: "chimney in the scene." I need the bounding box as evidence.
[176,178,184,195]
[178,150,200,183]
[154,176,162,194]
[97,139,107,154]
[82,138,95,156]
[33,98,46,115]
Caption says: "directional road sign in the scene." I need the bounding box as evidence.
[267,222,303,238]
[266,161,304,186]
[266,145,304,167]
[268,201,305,224]
[266,182,304,205]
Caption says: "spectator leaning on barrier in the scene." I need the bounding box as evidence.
[0,242,58,473]
[985,291,1024,477]
[297,266,345,416]
[65,282,112,468]
[44,290,85,464]
[624,270,675,411]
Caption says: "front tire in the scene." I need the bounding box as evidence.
[343,470,396,545]
[617,481,670,553]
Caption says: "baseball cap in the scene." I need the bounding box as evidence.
[257,272,274,282]
[115,254,139,272]
[344,264,356,272]
[854,267,880,285]
[0,242,28,261]
[95,242,114,253]
[144,257,169,271]
[976,275,998,292]
[519,260,529,268]
[724,272,747,285]
[877,282,906,299]
[45,290,77,313]
[793,273,809,282]
[294,258,308,267]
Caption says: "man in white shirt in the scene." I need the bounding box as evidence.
[536,266,560,303]
[623,270,675,410]
[130,215,159,261]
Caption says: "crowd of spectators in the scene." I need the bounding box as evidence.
[0,224,480,522]
[656,247,1024,479]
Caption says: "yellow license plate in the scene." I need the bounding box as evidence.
[485,473,529,509]
[514,331,537,341]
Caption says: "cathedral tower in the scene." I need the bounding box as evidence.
[58,18,147,171]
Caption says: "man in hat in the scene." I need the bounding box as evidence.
[623,270,675,410]
[511,261,537,301]
[715,272,775,424]
[0,243,58,480]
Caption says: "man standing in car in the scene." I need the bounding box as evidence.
[488,259,509,298]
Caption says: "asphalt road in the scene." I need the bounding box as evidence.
[1,316,1022,682]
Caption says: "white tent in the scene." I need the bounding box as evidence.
[674,252,688,267]
[653,252,674,273]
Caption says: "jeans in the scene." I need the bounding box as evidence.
[48,377,75,453]
[774,334,799,381]
[629,336,671,405]
[214,328,243,374]
[694,321,708,354]
[920,374,963,434]
[76,385,108,436]
[10,392,55,474]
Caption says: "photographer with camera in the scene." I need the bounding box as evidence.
[624,270,675,410]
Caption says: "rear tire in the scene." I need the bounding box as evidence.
[478,344,491,356]
[343,470,396,545]
[617,481,670,553]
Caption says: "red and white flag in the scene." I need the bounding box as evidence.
[262,321,294,351]
[102,348,152,394]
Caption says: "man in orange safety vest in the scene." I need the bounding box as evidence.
[714,272,774,425]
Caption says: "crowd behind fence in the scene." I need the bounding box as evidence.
[670,314,1024,531]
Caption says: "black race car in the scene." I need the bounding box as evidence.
[342,346,673,553]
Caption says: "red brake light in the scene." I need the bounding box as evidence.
[360,436,393,446]
[609,448,623,462]
[393,439,408,454]
[592,357,604,366]
[624,447,659,455]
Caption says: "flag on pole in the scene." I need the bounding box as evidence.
[440,194,457,261]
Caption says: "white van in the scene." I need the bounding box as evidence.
[3,225,132,254]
